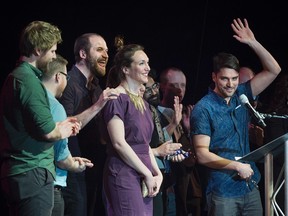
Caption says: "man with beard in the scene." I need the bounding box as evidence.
[143,70,184,216]
[0,21,81,216]
[59,33,118,216]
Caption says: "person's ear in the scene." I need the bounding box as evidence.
[122,66,129,74]
[212,72,216,82]
[33,48,41,56]
[79,49,86,58]
[55,73,61,82]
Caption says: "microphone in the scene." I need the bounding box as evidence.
[239,94,266,128]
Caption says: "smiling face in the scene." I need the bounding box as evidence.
[213,68,239,103]
[143,76,161,107]
[85,35,109,77]
[125,50,150,85]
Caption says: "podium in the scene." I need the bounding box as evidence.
[238,133,288,216]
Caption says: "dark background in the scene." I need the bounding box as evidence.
[1,0,287,105]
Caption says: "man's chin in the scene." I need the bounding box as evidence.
[93,69,106,77]
[223,92,235,98]
[149,100,160,107]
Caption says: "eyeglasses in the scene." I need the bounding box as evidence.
[144,82,159,95]
[59,71,70,81]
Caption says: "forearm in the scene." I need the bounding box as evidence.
[249,40,281,96]
[164,122,178,137]
[197,149,240,171]
[74,103,101,128]
[249,40,281,75]
[198,149,255,181]
[56,155,85,172]
[44,117,80,141]
[43,125,61,141]
[152,148,159,157]
[114,141,152,178]
[108,117,152,177]
[149,147,162,176]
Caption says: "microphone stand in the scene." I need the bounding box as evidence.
[258,112,288,215]
[260,113,288,119]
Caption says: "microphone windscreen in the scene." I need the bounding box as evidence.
[239,94,249,104]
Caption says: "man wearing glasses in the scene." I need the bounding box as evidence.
[41,54,94,216]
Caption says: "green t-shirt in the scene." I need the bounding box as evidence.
[0,61,56,178]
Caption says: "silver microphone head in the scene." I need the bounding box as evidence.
[239,94,249,104]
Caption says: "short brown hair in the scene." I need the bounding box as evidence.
[19,21,62,57]
[213,52,240,73]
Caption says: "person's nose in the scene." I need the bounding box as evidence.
[102,50,109,58]
[151,88,158,95]
[227,80,233,87]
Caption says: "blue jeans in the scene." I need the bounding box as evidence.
[206,187,263,216]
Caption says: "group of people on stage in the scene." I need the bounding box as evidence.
[0,17,283,216]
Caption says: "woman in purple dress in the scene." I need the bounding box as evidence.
[102,43,163,216]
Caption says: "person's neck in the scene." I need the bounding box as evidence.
[20,55,37,68]
[160,99,174,109]
[42,82,57,97]
[121,81,139,96]
[75,62,93,87]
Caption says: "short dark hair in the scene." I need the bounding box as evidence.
[213,52,240,73]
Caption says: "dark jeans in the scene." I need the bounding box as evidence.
[206,187,263,216]
[1,167,54,216]
[62,172,87,216]
[153,192,163,216]
[52,187,64,216]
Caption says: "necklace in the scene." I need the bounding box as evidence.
[122,86,146,114]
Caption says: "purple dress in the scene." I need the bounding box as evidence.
[103,94,154,216]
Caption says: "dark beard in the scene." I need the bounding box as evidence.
[147,95,160,107]
[37,61,49,73]
[91,65,105,77]
[86,57,106,77]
